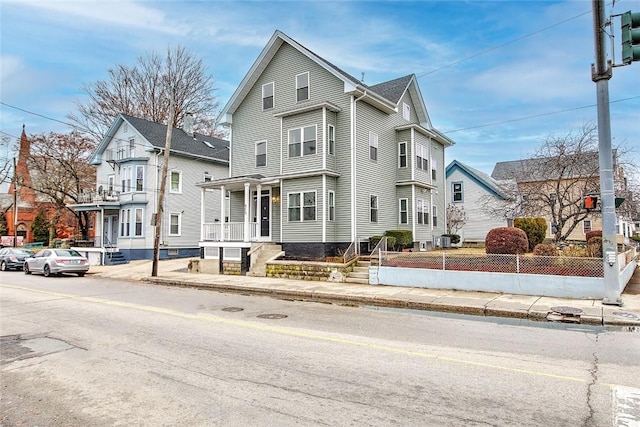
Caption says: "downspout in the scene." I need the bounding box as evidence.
[351,91,367,244]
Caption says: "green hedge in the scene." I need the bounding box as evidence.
[514,217,547,251]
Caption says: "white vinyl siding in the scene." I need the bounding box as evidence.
[262,82,274,110]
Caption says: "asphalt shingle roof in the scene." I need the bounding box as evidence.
[121,114,229,162]
[368,75,413,104]
[491,152,600,182]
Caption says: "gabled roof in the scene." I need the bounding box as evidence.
[491,151,600,182]
[90,114,229,165]
[219,30,432,128]
[446,160,509,199]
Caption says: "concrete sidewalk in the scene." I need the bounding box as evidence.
[88,258,640,327]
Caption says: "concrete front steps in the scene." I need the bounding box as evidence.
[104,250,128,265]
[248,243,283,277]
[345,258,371,284]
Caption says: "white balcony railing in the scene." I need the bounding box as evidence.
[202,222,259,242]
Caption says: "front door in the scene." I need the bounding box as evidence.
[260,192,270,237]
[103,215,119,247]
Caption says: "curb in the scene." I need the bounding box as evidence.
[142,277,640,326]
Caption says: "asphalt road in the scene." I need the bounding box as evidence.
[1,272,639,426]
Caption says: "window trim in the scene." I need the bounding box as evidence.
[262,82,274,110]
[370,194,379,223]
[255,140,267,167]
[403,102,410,120]
[169,212,182,236]
[135,165,144,192]
[416,144,428,171]
[398,141,407,168]
[288,125,317,158]
[328,124,335,155]
[369,132,378,161]
[295,71,309,102]
[169,170,182,194]
[583,219,592,234]
[287,191,317,222]
[452,182,463,203]
[417,199,429,225]
[399,198,408,224]
[328,190,335,221]
[134,207,143,237]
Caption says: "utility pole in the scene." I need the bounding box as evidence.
[152,95,175,277]
[12,157,17,248]
[591,0,622,305]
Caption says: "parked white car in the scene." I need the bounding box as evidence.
[24,249,90,277]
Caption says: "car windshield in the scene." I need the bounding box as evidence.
[53,249,82,257]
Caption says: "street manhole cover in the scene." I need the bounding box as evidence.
[257,314,288,319]
[613,311,639,319]
[550,306,584,316]
[222,307,244,312]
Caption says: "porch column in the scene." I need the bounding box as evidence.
[220,185,225,242]
[243,183,250,242]
[255,184,262,241]
[98,208,104,248]
[200,187,205,241]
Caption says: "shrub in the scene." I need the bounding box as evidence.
[485,227,529,255]
[514,217,547,251]
[385,230,412,251]
[533,243,559,256]
[586,236,603,258]
[585,230,602,242]
[369,235,396,250]
[442,233,461,244]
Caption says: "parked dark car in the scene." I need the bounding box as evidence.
[0,248,35,271]
[24,249,90,277]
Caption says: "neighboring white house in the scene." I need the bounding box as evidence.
[445,160,511,246]
[71,114,229,263]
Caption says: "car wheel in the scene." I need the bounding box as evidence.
[43,264,51,277]
[77,272,85,277]
[0,261,6,272]
[24,264,31,275]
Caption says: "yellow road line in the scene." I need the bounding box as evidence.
[1,284,601,384]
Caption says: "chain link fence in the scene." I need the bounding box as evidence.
[379,251,605,277]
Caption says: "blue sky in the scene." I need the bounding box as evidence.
[1,0,639,175]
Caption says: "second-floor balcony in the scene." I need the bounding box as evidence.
[78,190,121,204]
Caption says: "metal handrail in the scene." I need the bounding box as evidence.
[369,236,387,257]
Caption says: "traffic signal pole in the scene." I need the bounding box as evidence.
[592,0,622,305]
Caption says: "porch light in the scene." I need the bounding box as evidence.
[271,194,280,203]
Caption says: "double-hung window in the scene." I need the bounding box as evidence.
[417,199,429,225]
[169,213,181,236]
[134,208,143,236]
[399,198,408,224]
[452,182,463,202]
[432,205,438,227]
[107,175,114,193]
[431,159,438,180]
[121,166,132,193]
[288,126,316,157]
[403,102,410,120]
[128,138,135,158]
[369,132,378,161]
[296,72,309,102]
[288,191,316,221]
[170,171,182,193]
[398,142,407,168]
[370,195,378,223]
[583,219,592,234]
[328,191,335,221]
[135,165,144,192]
[416,144,428,170]
[262,82,274,110]
[256,141,267,167]
[328,125,335,155]
[120,208,131,237]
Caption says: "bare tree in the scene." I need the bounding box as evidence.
[69,46,222,143]
[446,203,468,235]
[26,131,96,239]
[486,123,634,242]
[0,133,16,186]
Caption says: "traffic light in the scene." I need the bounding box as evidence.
[583,195,598,210]
[621,11,640,64]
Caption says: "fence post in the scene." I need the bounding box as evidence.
[516,254,520,273]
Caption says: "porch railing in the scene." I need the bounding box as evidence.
[78,190,120,203]
[202,222,260,242]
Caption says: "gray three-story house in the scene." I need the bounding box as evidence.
[199,30,454,268]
